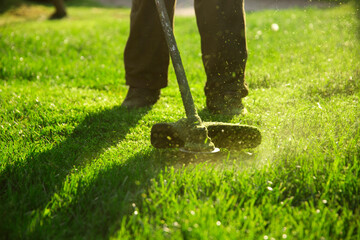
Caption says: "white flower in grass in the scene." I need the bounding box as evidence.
[163,226,171,233]
[271,23,279,31]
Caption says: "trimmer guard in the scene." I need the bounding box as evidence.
[151,122,261,150]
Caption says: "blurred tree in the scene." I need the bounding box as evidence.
[29,0,67,19]
[49,0,67,19]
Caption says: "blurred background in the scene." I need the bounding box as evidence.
[1,0,342,15]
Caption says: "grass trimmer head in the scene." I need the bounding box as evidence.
[151,0,261,153]
[151,120,262,151]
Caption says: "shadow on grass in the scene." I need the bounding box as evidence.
[27,148,171,239]
[0,105,152,239]
[23,147,256,239]
[0,103,259,238]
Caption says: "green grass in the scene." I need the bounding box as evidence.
[1,2,359,239]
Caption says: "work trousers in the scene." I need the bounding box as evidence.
[124,0,248,98]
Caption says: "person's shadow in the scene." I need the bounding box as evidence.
[0,105,169,238]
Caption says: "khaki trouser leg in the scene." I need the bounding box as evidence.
[194,0,249,98]
[124,0,176,90]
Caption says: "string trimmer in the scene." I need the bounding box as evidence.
[151,0,261,153]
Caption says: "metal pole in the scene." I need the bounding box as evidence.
[154,0,199,121]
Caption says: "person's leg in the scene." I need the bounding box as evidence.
[194,0,248,114]
[124,0,176,89]
[49,0,67,19]
[122,0,176,108]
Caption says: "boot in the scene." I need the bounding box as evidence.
[121,87,160,108]
[206,91,246,115]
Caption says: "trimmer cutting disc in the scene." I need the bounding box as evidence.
[151,122,261,151]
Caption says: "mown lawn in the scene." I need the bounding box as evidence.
[0,1,359,239]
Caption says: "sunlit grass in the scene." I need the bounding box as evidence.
[0,2,359,239]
